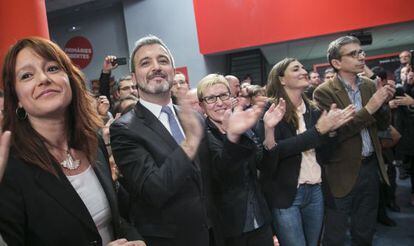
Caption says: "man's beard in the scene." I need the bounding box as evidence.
[137,79,172,95]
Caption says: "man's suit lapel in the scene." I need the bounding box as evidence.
[359,80,371,106]
[34,164,98,235]
[135,102,203,190]
[332,77,352,107]
[135,102,178,149]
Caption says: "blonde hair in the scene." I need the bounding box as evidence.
[197,74,230,101]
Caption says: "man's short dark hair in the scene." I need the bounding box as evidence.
[327,36,361,71]
[113,95,139,115]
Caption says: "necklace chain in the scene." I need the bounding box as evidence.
[46,142,81,170]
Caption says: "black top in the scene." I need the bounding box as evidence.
[205,118,273,237]
[0,141,142,246]
[256,101,336,209]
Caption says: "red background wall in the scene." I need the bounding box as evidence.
[0,0,49,87]
[193,0,414,55]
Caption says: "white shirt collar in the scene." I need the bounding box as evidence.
[139,98,176,119]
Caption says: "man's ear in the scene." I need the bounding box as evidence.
[331,59,341,71]
[131,72,137,84]
[114,90,121,100]
[199,101,204,110]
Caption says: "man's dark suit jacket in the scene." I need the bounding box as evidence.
[257,101,334,209]
[314,76,390,198]
[0,144,142,246]
[110,102,222,246]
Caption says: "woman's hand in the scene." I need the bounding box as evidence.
[225,104,264,143]
[0,130,11,182]
[316,104,355,134]
[273,235,280,246]
[264,98,286,130]
[263,99,286,150]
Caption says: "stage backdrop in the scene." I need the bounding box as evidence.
[193,0,414,54]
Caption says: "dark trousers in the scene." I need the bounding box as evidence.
[403,155,414,193]
[378,181,391,219]
[225,224,273,246]
[144,229,210,246]
[378,151,397,216]
[382,149,397,201]
[323,155,380,246]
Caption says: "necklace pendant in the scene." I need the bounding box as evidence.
[60,152,80,170]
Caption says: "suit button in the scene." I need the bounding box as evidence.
[89,240,98,246]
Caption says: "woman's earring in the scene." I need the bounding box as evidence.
[16,107,27,120]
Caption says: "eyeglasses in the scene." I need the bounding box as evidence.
[342,49,366,58]
[202,92,231,104]
[120,85,138,91]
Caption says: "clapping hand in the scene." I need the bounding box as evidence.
[316,104,355,134]
[262,98,286,150]
[327,104,356,131]
[273,235,280,246]
[264,98,286,130]
[365,84,395,114]
[177,87,204,159]
[0,130,11,182]
[224,103,265,143]
[392,93,414,107]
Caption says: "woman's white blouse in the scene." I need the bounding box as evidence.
[67,165,113,245]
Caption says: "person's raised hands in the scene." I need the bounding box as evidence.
[103,55,118,74]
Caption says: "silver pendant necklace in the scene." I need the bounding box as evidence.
[60,150,80,170]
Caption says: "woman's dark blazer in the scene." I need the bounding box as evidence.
[0,142,142,246]
[257,101,335,209]
[206,119,275,237]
